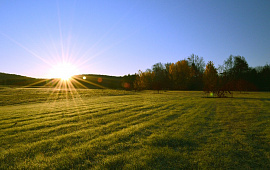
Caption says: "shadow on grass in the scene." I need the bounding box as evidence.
[201,97,270,101]
[233,97,270,101]
[148,135,198,149]
[201,96,234,99]
[227,133,270,169]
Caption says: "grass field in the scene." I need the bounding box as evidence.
[0,88,269,169]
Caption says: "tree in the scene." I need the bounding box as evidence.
[133,70,144,91]
[169,60,190,90]
[187,54,205,73]
[258,64,270,91]
[164,62,172,89]
[144,69,154,90]
[152,63,166,93]
[132,54,268,92]
[122,74,136,90]
[203,61,218,95]
[134,69,154,90]
[187,54,205,90]
[224,55,234,73]
[221,55,250,92]
[232,55,249,81]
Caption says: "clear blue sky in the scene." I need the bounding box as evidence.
[0,0,270,78]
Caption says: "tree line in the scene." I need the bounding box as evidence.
[122,54,270,94]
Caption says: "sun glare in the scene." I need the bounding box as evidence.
[48,62,79,81]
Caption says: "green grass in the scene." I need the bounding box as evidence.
[0,88,269,169]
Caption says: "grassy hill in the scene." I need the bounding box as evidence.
[0,73,124,89]
[0,72,32,80]
[0,72,47,87]
[72,74,123,89]
[0,89,269,169]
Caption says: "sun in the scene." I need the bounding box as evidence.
[48,62,79,81]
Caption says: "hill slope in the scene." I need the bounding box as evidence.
[0,72,46,87]
[0,72,36,80]
[0,72,125,89]
[72,74,123,89]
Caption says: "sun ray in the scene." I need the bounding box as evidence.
[0,32,52,66]
[19,79,48,88]
[66,79,85,107]
[69,78,89,89]
[0,1,142,117]
[77,23,148,67]
[75,3,136,67]
[57,0,65,63]
[73,76,107,89]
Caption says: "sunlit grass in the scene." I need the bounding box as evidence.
[0,90,269,169]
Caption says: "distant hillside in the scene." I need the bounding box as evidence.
[0,72,126,89]
[0,72,34,80]
[0,72,47,87]
[72,74,124,89]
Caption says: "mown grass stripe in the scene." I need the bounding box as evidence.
[1,90,269,169]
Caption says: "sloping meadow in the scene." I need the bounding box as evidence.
[0,89,269,169]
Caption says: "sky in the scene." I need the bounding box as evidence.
[0,0,270,78]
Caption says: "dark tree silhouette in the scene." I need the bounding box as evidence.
[258,64,270,91]
[221,55,252,92]
[203,61,218,96]
[122,74,136,90]
[152,63,166,93]
[164,62,172,90]
[131,54,268,93]
[187,54,205,90]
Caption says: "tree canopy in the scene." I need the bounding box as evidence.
[122,54,269,93]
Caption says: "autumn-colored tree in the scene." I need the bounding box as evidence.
[143,69,154,90]
[134,69,154,90]
[131,54,269,93]
[133,70,144,91]
[169,60,190,90]
[203,61,218,94]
